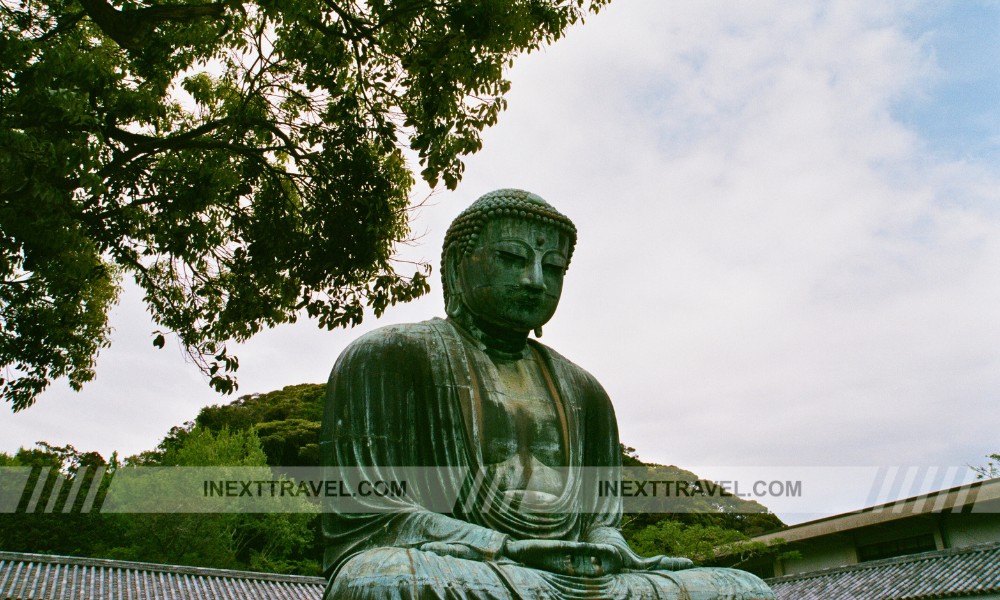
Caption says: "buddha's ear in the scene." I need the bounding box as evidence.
[444,245,465,319]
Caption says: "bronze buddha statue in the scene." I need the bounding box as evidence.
[321,189,774,599]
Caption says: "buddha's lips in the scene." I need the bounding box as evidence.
[508,294,546,310]
[501,285,548,300]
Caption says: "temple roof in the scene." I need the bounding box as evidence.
[9,543,999,600]
[0,551,325,600]
[766,541,1000,599]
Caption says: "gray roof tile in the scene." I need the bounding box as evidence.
[767,542,1000,599]
[0,552,325,600]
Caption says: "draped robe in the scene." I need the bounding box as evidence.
[321,318,774,599]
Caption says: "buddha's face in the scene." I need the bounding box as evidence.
[456,217,570,334]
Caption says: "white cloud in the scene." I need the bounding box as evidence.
[450,1,1000,476]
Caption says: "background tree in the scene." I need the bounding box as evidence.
[0,386,329,572]
[0,0,608,410]
[971,452,1000,480]
[108,426,317,573]
[196,383,325,466]
[618,445,791,573]
[0,443,119,557]
[0,426,319,574]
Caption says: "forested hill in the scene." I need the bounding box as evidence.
[0,384,787,575]
[172,383,327,467]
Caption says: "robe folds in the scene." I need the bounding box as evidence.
[321,318,774,599]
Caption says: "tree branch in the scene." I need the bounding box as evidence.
[136,3,228,22]
[77,0,229,50]
[36,12,86,42]
[105,118,230,150]
[318,0,375,39]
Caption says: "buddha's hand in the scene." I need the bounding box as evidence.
[502,539,625,577]
[418,542,487,561]
[617,545,694,572]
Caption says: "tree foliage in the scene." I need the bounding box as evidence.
[0,443,119,557]
[0,426,319,574]
[111,426,317,573]
[618,445,789,572]
[197,383,325,465]
[0,0,608,409]
[619,445,784,536]
[971,452,1000,480]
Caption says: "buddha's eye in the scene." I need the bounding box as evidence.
[542,263,565,276]
[496,250,527,267]
[542,256,567,276]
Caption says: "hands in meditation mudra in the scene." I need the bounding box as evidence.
[321,190,774,599]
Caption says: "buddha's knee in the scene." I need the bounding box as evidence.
[640,567,774,599]
[325,547,510,600]
[325,548,422,600]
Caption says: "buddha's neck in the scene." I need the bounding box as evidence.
[451,313,530,360]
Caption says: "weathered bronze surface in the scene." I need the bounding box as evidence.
[321,189,774,599]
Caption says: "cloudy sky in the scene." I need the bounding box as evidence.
[3,1,999,523]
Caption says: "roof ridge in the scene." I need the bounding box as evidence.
[756,477,1000,538]
[0,551,326,585]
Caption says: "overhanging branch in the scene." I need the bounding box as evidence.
[77,0,230,50]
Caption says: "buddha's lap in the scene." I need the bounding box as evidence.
[325,547,774,600]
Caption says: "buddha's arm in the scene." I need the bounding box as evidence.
[391,510,509,558]
[322,326,515,572]
[421,533,648,577]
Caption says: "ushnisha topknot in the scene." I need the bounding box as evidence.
[441,189,577,313]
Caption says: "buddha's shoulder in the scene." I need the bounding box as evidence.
[351,319,442,344]
[334,318,446,363]
[531,341,609,399]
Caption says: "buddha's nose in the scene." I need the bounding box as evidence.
[521,260,546,291]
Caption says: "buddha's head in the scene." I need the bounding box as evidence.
[442,189,577,336]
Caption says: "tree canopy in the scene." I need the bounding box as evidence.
[0,0,608,409]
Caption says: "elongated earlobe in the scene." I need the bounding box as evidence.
[444,246,465,319]
[533,326,542,338]
[446,293,465,319]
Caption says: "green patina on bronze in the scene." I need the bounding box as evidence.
[441,188,577,322]
[321,189,775,599]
